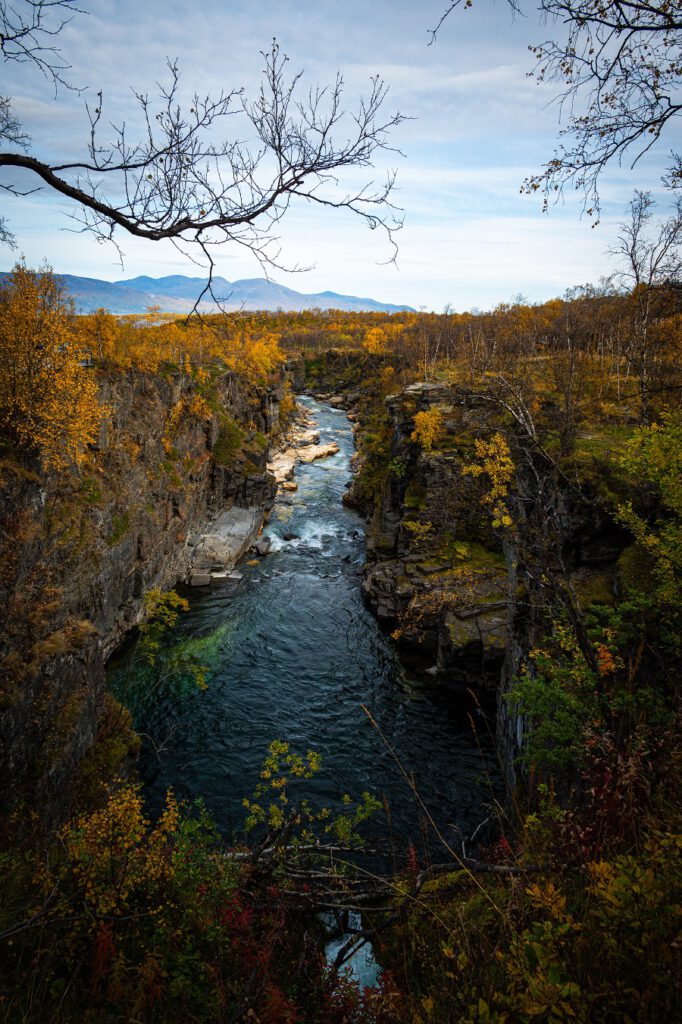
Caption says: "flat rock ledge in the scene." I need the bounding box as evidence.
[188,506,263,585]
[268,411,340,486]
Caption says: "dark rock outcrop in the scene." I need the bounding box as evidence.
[351,382,508,691]
[0,367,286,823]
[343,377,632,790]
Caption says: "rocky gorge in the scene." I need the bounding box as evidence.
[307,351,634,787]
[0,364,294,822]
[1,273,678,1023]
[0,338,635,824]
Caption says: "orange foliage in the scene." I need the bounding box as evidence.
[0,263,105,471]
[363,326,388,355]
[411,408,444,451]
[77,309,286,384]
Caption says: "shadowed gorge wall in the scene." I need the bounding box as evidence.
[0,366,286,823]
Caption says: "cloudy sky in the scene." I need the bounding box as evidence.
[3,0,680,310]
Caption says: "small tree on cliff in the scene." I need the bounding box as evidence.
[0,263,104,471]
[410,408,444,451]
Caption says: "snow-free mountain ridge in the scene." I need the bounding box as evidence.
[0,272,414,314]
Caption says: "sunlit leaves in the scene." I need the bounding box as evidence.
[410,408,445,452]
[0,263,106,471]
[463,433,515,530]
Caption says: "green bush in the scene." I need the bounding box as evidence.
[106,511,130,547]
[212,416,244,467]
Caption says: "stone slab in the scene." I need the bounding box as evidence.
[191,506,263,576]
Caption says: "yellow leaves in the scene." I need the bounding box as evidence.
[248,740,322,827]
[363,326,388,355]
[587,859,616,897]
[463,432,515,530]
[45,785,187,922]
[420,994,435,1018]
[526,881,567,919]
[0,263,106,472]
[74,306,286,384]
[221,328,285,384]
[411,408,445,451]
[157,792,180,835]
[403,519,434,544]
[379,364,398,395]
[79,308,120,364]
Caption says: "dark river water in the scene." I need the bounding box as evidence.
[109,398,500,859]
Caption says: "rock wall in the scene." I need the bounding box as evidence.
[0,367,285,823]
[330,370,631,790]
[494,439,632,788]
[349,381,510,691]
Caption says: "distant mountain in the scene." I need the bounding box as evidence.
[115,275,414,314]
[0,271,414,315]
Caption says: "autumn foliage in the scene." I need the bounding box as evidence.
[1,262,681,1023]
[78,306,285,382]
[0,264,104,470]
[1,777,401,1023]
[410,408,444,452]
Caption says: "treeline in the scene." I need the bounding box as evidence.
[1,262,680,1021]
[76,283,682,441]
[280,287,682,426]
[4,261,679,475]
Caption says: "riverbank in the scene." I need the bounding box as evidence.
[0,364,291,823]
[111,396,500,849]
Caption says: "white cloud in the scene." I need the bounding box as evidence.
[3,0,681,311]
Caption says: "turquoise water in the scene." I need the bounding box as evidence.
[109,397,500,855]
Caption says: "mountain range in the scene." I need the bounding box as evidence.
[0,272,414,315]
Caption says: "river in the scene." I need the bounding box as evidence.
[109,397,500,859]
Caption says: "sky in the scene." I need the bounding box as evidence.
[2,0,681,311]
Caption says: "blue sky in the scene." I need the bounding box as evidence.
[3,0,680,310]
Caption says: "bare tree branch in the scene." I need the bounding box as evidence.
[0,0,83,89]
[1,32,404,287]
[609,189,682,420]
[432,1,682,218]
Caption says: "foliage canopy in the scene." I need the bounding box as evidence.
[0,263,104,471]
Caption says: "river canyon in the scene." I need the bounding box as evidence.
[109,397,500,853]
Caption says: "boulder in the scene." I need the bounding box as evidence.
[253,537,271,556]
[267,449,297,483]
[190,506,262,576]
[297,441,339,463]
[293,429,321,447]
[190,572,211,587]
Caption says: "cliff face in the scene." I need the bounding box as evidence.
[351,382,509,690]
[0,367,284,823]
[495,439,632,787]
[340,376,631,786]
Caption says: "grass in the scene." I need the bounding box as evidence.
[106,510,131,547]
[213,416,245,468]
